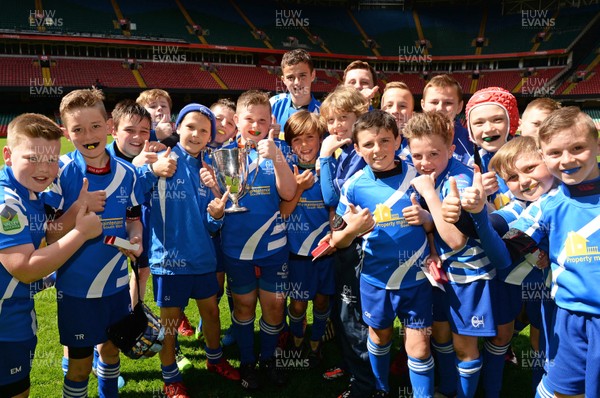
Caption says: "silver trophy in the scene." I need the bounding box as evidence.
[211,141,259,213]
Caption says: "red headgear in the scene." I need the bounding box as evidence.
[465,86,519,142]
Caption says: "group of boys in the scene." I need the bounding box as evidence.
[0,47,598,398]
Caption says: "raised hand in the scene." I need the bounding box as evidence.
[73,202,102,240]
[132,140,158,167]
[208,187,230,219]
[257,137,279,160]
[293,165,314,191]
[154,112,173,140]
[77,178,106,213]
[200,160,218,188]
[411,172,436,196]
[461,164,486,214]
[344,203,375,237]
[481,170,500,197]
[402,192,430,226]
[320,134,352,158]
[268,115,281,140]
[441,176,461,224]
[150,147,177,178]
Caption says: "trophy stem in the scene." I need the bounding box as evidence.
[225,203,249,213]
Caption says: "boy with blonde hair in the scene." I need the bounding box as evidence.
[519,97,561,138]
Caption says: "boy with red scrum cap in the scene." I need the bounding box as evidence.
[466,86,520,211]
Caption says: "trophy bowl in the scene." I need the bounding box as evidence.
[211,145,257,213]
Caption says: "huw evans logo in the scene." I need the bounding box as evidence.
[521,10,555,28]
[29,10,63,27]
[398,46,432,64]
[152,46,186,63]
[275,10,309,28]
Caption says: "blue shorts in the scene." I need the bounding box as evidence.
[432,286,448,322]
[360,278,432,330]
[545,307,600,396]
[0,336,36,386]
[224,250,289,295]
[58,288,131,347]
[152,273,219,308]
[288,253,335,301]
[443,279,496,337]
[540,297,558,372]
[493,279,522,325]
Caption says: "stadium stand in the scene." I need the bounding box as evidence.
[0,56,43,87]
[417,5,482,56]
[118,0,195,42]
[138,62,222,90]
[51,58,138,88]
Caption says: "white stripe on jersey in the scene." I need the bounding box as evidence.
[385,240,427,290]
[30,308,37,335]
[382,167,417,210]
[0,277,19,316]
[3,188,28,214]
[552,214,600,298]
[87,252,127,298]
[103,163,126,198]
[504,260,536,285]
[447,268,496,284]
[267,236,287,252]
[240,211,279,260]
[158,177,167,244]
[297,220,329,256]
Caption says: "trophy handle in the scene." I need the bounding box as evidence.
[241,140,261,197]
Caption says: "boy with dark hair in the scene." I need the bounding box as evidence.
[332,110,435,398]
[0,113,101,398]
[270,49,320,129]
[421,74,472,164]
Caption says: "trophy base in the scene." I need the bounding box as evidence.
[225,205,249,213]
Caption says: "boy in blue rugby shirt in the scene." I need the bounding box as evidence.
[0,113,101,398]
[317,86,376,397]
[456,107,600,398]
[270,49,320,130]
[332,110,435,398]
[210,90,296,390]
[465,86,520,211]
[148,103,239,398]
[44,89,145,398]
[280,110,333,367]
[406,111,495,398]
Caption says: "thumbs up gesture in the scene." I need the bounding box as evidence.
[132,140,158,167]
[257,136,279,160]
[77,177,106,213]
[154,112,173,141]
[150,147,177,178]
[441,176,462,224]
[344,203,375,237]
[402,192,431,226]
[293,164,314,191]
[74,202,102,240]
[461,164,486,214]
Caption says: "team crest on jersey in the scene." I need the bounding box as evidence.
[471,315,485,328]
[565,231,599,259]
[116,187,129,205]
[0,204,27,235]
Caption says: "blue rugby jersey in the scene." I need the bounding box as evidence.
[0,168,45,341]
[219,139,294,261]
[430,158,496,284]
[336,160,429,290]
[44,150,145,298]
[148,144,222,275]
[286,166,329,256]
[270,93,321,130]
[513,180,600,315]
